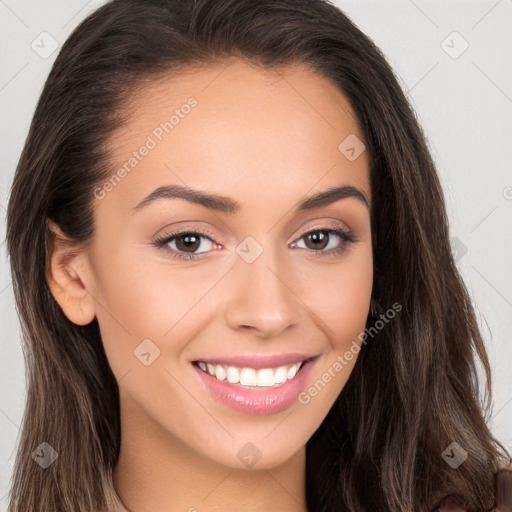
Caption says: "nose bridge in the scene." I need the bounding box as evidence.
[223,236,300,337]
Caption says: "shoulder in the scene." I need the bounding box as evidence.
[434,495,466,511]
[433,464,512,511]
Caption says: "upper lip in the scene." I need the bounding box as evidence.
[192,352,319,369]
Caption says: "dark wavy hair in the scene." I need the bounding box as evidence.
[6,0,510,510]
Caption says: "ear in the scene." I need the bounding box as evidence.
[46,220,96,326]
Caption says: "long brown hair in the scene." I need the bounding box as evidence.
[6,0,510,510]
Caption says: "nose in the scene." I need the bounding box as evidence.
[223,245,300,339]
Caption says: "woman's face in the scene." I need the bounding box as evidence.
[70,59,373,470]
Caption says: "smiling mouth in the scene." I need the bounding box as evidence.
[192,358,313,389]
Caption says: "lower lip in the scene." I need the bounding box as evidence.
[192,358,317,415]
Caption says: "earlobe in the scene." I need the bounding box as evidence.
[46,220,96,326]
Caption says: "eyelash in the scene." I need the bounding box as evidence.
[152,226,356,262]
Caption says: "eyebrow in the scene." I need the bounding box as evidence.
[130,183,370,215]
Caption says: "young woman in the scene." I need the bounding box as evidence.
[5,0,511,510]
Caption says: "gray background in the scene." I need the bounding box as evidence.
[1,0,511,508]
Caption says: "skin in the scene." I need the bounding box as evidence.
[47,58,373,512]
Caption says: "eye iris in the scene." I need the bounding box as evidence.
[176,234,200,252]
[306,231,329,250]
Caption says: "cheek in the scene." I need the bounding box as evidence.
[294,248,373,348]
[91,247,228,369]
[295,250,372,412]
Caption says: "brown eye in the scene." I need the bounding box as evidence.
[174,233,201,253]
[304,230,330,250]
[153,230,217,261]
[294,228,354,255]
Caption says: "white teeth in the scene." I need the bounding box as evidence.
[196,361,304,387]
[274,366,288,384]
[226,366,240,384]
[257,368,275,387]
[214,365,226,381]
[287,365,298,380]
[240,368,257,386]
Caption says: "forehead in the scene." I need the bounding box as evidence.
[104,58,370,212]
